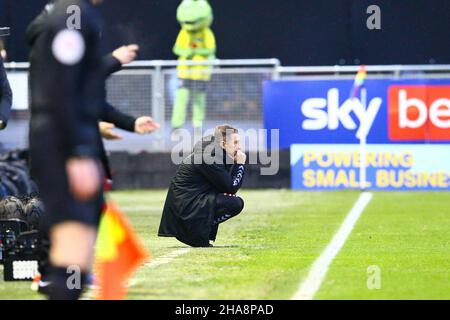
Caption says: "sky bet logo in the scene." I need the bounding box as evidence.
[389,86,450,141]
[301,88,382,139]
[300,85,450,141]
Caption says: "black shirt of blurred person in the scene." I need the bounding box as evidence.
[27,0,106,227]
[26,1,136,184]
[0,56,12,130]
[158,133,245,247]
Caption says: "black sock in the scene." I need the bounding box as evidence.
[46,266,87,300]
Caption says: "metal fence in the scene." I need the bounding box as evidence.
[278,66,450,84]
[2,60,450,152]
[105,59,279,151]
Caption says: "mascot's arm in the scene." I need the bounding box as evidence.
[193,28,216,57]
[173,29,194,58]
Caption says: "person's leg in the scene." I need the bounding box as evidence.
[209,193,244,241]
[36,197,104,295]
[192,81,207,129]
[47,222,96,300]
[214,193,244,224]
[33,166,100,299]
[45,190,104,300]
[30,124,102,300]
[171,80,190,129]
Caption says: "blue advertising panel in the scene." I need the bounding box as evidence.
[291,144,450,191]
[263,79,450,148]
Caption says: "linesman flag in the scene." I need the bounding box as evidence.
[351,65,367,99]
[94,201,149,300]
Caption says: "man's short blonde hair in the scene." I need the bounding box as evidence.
[214,124,238,144]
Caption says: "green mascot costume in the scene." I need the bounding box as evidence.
[172,0,216,131]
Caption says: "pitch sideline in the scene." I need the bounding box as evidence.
[144,248,191,269]
[128,248,191,287]
[292,192,373,300]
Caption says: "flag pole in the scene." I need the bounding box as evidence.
[359,87,367,190]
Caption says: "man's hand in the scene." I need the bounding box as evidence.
[112,44,139,65]
[99,122,122,140]
[235,150,247,164]
[135,116,160,134]
[66,157,101,202]
[99,121,123,140]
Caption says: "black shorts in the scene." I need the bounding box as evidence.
[30,126,104,228]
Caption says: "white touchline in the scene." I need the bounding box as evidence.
[292,192,373,300]
[143,248,191,269]
[127,248,192,288]
[82,248,191,298]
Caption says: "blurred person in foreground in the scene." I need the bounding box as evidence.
[158,124,246,247]
[27,0,159,298]
[28,0,116,300]
[0,35,12,130]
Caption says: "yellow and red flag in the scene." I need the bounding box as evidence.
[94,201,149,300]
[351,65,367,99]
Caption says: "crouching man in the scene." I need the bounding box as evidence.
[158,124,246,247]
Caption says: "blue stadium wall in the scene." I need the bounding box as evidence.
[1,0,449,65]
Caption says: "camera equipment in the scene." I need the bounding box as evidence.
[3,231,40,281]
[0,219,28,263]
[0,196,43,281]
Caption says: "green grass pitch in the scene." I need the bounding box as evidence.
[0,190,449,300]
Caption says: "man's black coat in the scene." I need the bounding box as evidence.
[158,135,245,247]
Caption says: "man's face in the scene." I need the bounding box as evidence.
[222,133,241,158]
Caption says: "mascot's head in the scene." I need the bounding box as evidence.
[177,0,213,32]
